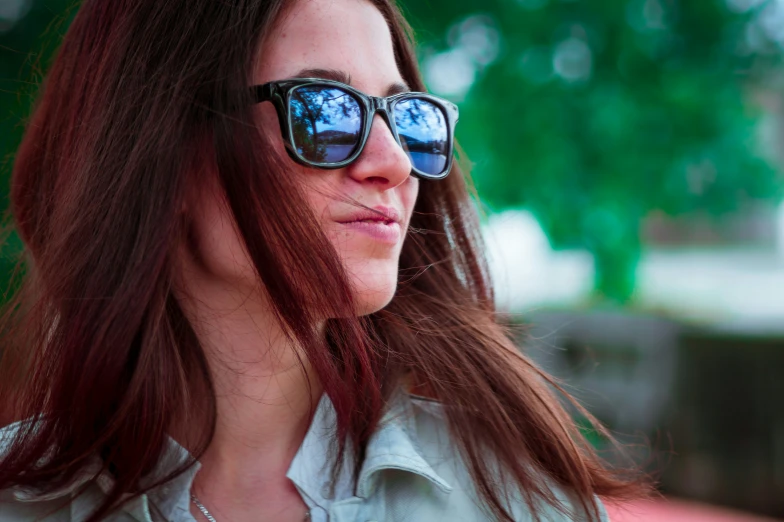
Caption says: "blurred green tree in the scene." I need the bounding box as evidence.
[400,0,784,302]
[1,0,783,302]
[0,0,74,284]
[1,0,73,190]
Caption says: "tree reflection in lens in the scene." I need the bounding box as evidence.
[290,86,363,163]
[394,98,448,176]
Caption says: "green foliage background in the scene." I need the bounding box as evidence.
[400,0,784,301]
[1,0,783,301]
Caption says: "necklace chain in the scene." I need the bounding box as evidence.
[190,493,218,522]
[190,492,311,522]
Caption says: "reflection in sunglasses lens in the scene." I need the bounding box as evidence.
[290,86,363,164]
[394,98,448,176]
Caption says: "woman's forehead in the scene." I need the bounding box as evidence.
[253,0,404,97]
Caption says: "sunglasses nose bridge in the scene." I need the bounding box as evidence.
[368,96,396,132]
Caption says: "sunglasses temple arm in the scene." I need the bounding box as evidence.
[253,83,275,103]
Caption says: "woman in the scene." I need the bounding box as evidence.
[0,0,644,520]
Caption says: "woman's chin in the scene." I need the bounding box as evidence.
[349,276,399,316]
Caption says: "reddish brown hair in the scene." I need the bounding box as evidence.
[0,0,646,520]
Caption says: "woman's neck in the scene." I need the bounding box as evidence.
[174,269,322,519]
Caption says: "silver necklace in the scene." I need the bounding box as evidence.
[190,492,311,522]
[190,493,218,522]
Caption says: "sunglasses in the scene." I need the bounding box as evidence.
[253,78,459,180]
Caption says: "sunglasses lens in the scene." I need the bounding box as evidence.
[394,98,449,177]
[289,86,363,164]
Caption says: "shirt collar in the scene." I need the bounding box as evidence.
[7,390,452,518]
[7,430,199,522]
[74,438,200,522]
[286,390,452,505]
[358,391,453,497]
[141,438,201,522]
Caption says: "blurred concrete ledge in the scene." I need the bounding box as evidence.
[484,210,784,331]
[636,248,784,331]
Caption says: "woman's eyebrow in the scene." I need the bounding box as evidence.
[290,67,412,96]
[385,81,411,96]
[291,67,351,84]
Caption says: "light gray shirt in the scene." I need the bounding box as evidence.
[0,392,609,521]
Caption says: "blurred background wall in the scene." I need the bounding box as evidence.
[2,0,784,519]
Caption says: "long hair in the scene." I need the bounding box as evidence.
[0,0,645,520]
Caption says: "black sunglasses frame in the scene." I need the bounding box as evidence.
[253,78,459,180]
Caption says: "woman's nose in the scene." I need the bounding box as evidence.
[345,114,411,188]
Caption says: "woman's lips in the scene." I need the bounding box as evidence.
[337,219,402,244]
[334,206,403,244]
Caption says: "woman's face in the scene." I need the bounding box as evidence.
[189,0,418,316]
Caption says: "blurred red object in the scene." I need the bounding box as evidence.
[606,498,782,522]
